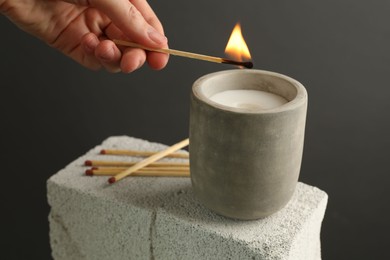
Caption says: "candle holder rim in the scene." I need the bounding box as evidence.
[192,69,307,114]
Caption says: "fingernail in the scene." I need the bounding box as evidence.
[137,59,144,69]
[147,27,167,45]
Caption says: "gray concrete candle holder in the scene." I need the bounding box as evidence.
[189,69,308,220]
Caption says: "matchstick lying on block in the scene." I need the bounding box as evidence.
[88,167,189,173]
[84,160,189,168]
[85,167,189,177]
[100,149,189,159]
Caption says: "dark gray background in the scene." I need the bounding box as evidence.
[1,0,389,259]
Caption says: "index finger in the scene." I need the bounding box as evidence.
[130,0,165,35]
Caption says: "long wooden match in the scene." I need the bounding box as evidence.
[113,39,253,69]
[100,149,189,159]
[87,166,189,173]
[86,167,189,177]
[87,169,189,177]
[108,138,190,184]
[84,160,189,167]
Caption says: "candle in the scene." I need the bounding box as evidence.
[209,89,288,110]
[190,69,308,219]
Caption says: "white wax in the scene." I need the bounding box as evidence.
[209,89,288,110]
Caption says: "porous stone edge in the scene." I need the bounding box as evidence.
[288,188,328,260]
[47,178,328,260]
[151,186,328,260]
[47,180,154,260]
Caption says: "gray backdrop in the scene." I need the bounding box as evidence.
[1,0,389,259]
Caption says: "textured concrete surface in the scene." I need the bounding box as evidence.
[47,136,328,260]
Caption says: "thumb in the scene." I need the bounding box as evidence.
[65,0,167,47]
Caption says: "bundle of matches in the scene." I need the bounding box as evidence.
[84,160,189,177]
[84,138,190,183]
[85,166,189,177]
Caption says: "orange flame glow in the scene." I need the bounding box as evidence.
[224,23,251,61]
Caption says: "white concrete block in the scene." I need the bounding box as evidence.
[47,136,328,260]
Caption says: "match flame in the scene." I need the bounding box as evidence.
[225,23,251,61]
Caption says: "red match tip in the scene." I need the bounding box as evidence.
[84,160,92,166]
[108,177,116,184]
[100,149,106,154]
[85,169,93,176]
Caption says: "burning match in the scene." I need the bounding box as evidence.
[113,22,253,69]
[113,40,253,69]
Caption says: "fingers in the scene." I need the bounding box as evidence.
[64,0,167,46]
[81,32,148,73]
[68,0,164,37]
[80,33,102,70]
[130,0,164,35]
[99,23,147,73]
[69,0,170,72]
[87,0,167,48]
[128,0,169,69]
[146,52,169,70]
[81,33,122,73]
[91,39,168,73]
[120,48,146,73]
[95,40,122,73]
